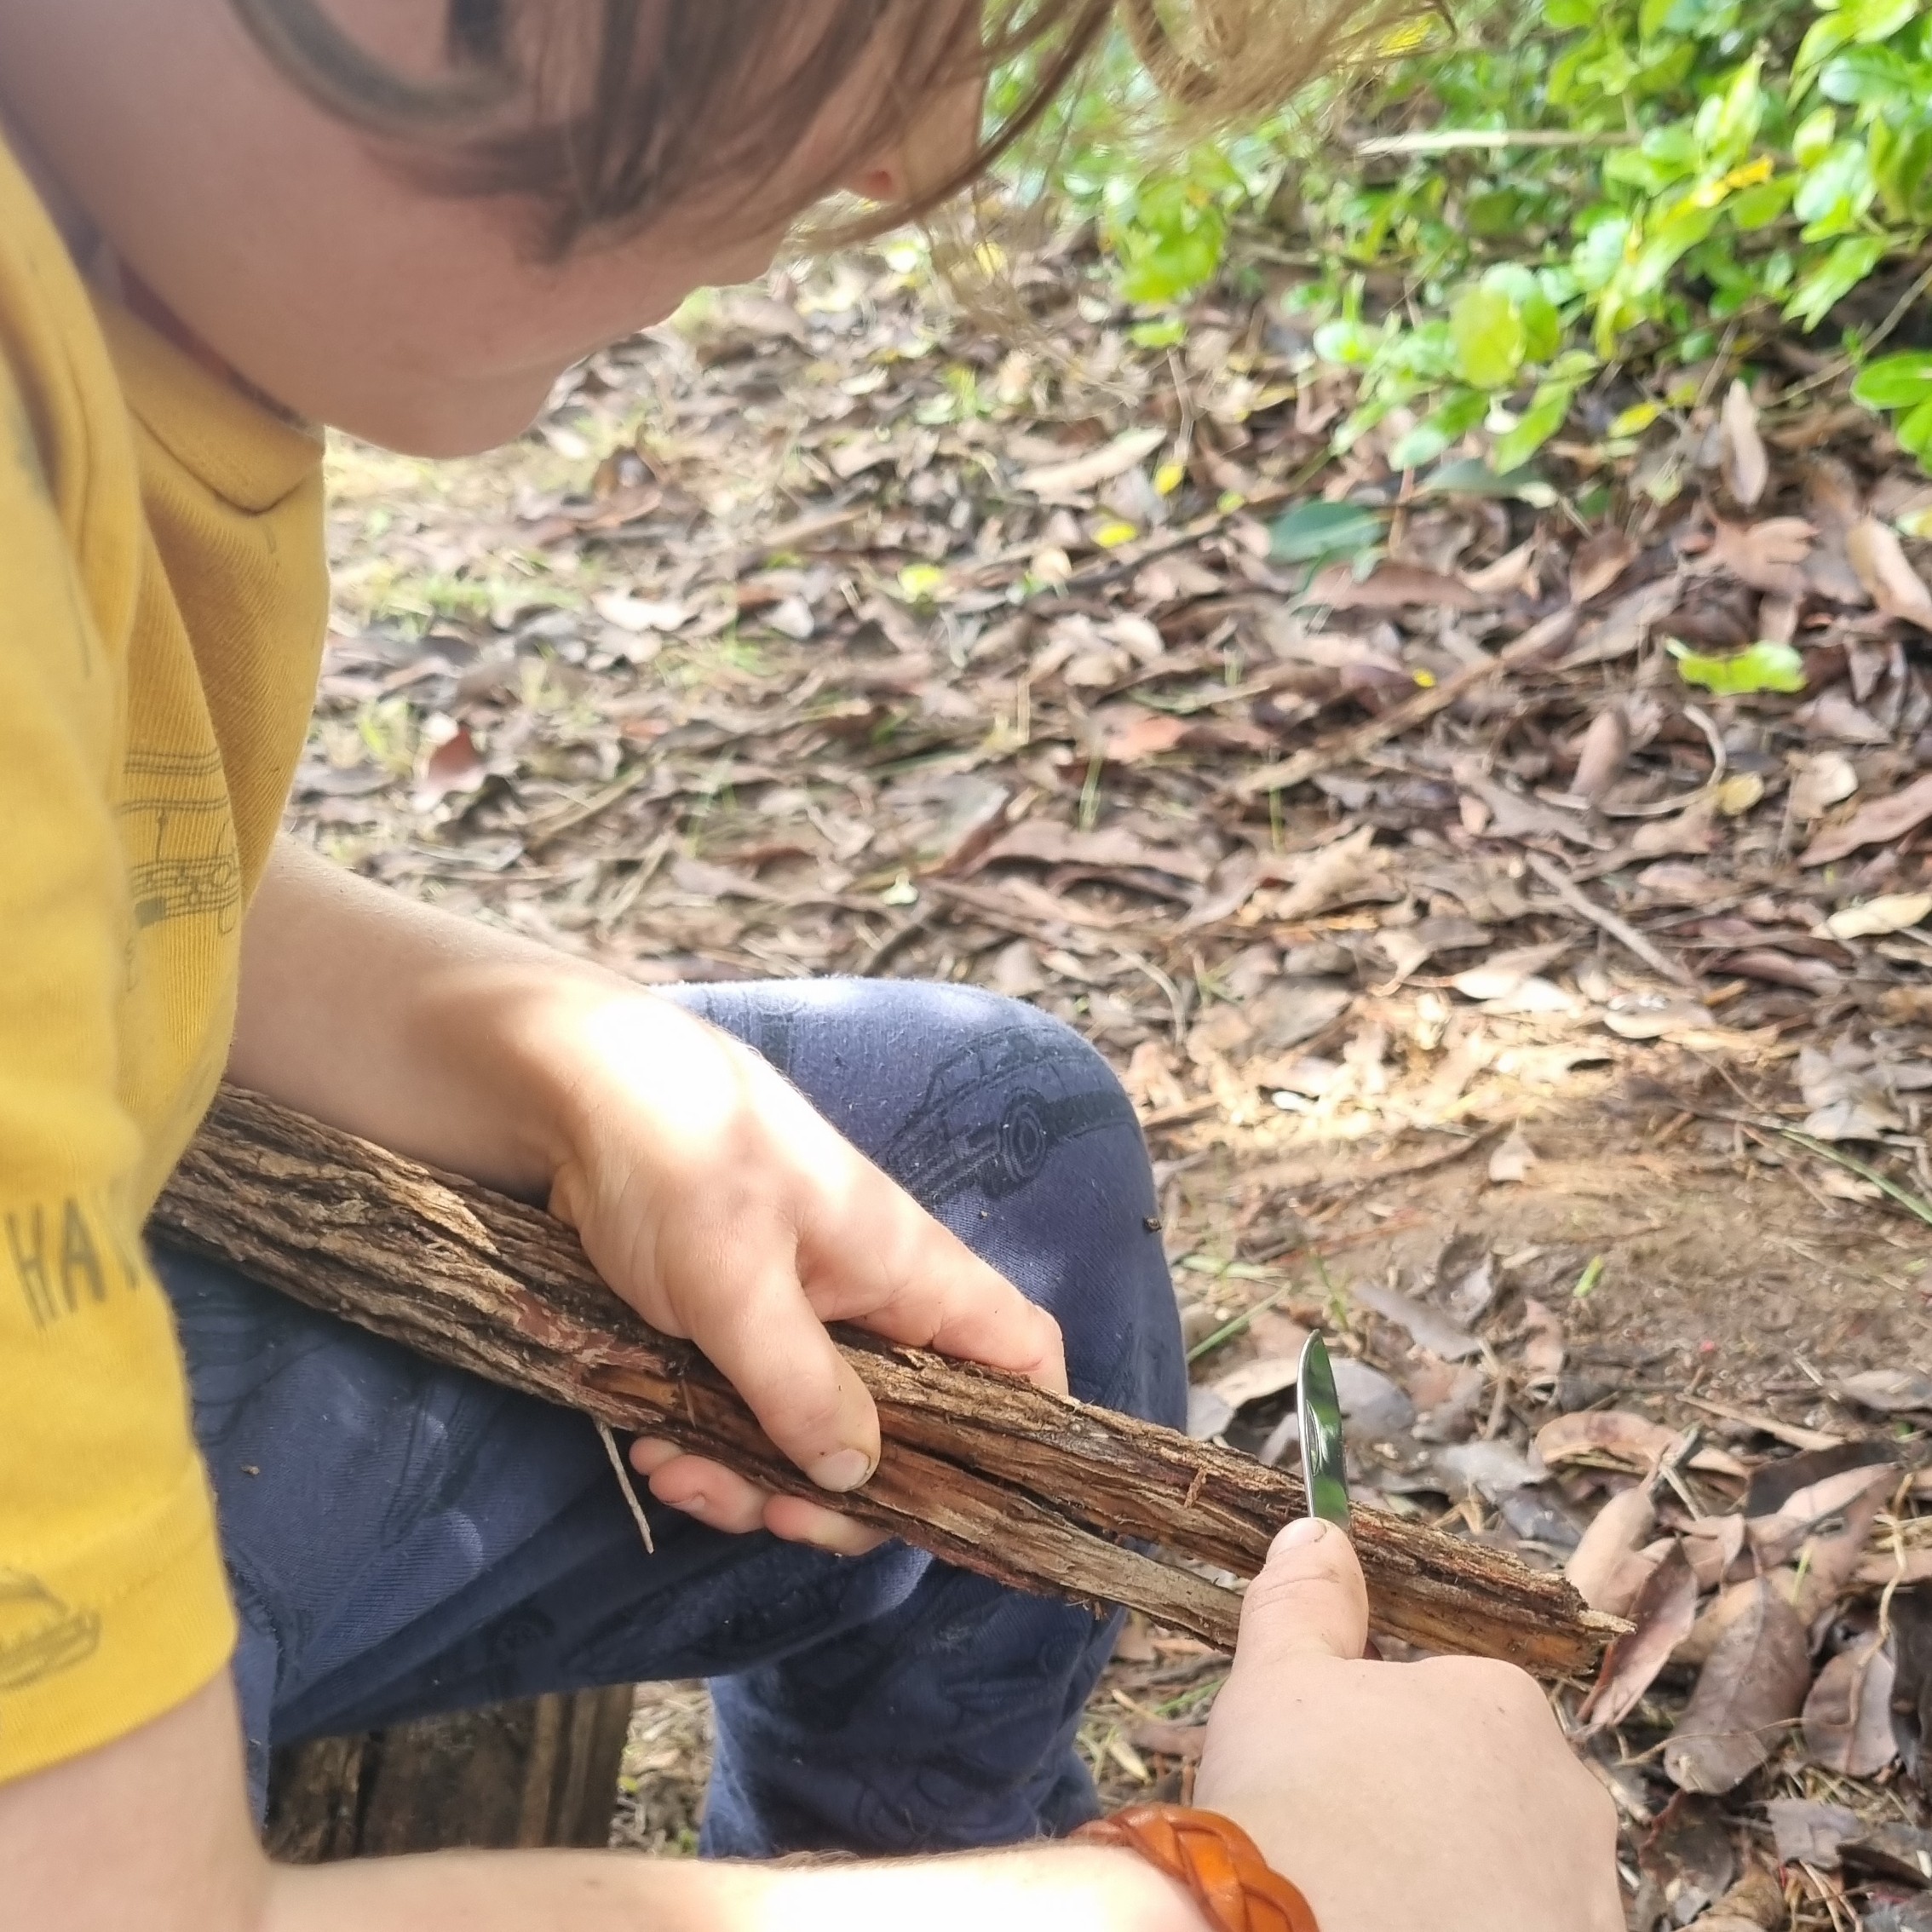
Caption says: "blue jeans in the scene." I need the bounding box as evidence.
[158,981,1186,1857]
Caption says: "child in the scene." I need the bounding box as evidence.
[0,5,1622,1929]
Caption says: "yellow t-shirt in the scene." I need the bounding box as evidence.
[0,141,327,1785]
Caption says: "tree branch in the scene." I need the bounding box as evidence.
[152,1087,1619,1677]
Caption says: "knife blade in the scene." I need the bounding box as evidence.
[1297,1331,1351,1531]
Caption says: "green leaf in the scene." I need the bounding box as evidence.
[1792,106,1838,168]
[1852,351,1932,409]
[1896,394,1932,467]
[1388,388,1489,471]
[1666,638,1808,694]
[1268,499,1389,566]
[1491,382,1578,472]
[1784,234,1889,329]
[1450,285,1527,389]
[1130,318,1188,350]
[1423,457,1559,507]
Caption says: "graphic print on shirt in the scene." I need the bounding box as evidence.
[5,1193,141,1329]
[0,1572,101,1694]
[118,745,243,934]
[877,1023,1137,1207]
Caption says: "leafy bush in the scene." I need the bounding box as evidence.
[1049,0,1932,477]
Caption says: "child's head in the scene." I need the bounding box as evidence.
[0,1,1374,455]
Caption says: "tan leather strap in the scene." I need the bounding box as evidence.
[1074,1803,1320,1932]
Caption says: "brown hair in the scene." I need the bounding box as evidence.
[227,0,1403,255]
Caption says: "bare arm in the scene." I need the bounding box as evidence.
[5,1524,1622,1932]
[4,1675,1195,1932]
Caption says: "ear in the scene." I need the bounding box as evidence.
[838,76,987,209]
[839,150,910,208]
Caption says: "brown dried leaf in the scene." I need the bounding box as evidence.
[1766,1797,1862,1869]
[1019,428,1166,498]
[1304,560,1485,611]
[1802,1633,1898,1777]
[1846,515,1932,630]
[1662,1578,1811,1794]
[1800,772,1932,865]
[1566,1484,1658,1613]
[1706,516,1814,596]
[1570,527,1638,604]
[1101,709,1192,764]
[1788,750,1860,821]
[1721,381,1770,509]
[975,822,1211,885]
[1837,1367,1932,1413]
[1538,1411,1682,1473]
[1582,1542,1700,1731]
[1572,704,1631,803]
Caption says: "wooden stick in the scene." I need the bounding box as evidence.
[152,1088,1619,1678]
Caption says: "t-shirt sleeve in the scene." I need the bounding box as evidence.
[0,365,235,1787]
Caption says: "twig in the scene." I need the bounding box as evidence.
[597,1419,656,1555]
[1232,607,1578,799]
[524,766,653,854]
[1774,254,1932,409]
[1777,1130,1932,1229]
[1522,849,1699,990]
[860,906,942,976]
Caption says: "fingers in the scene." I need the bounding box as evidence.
[1233,1518,1371,1670]
[630,1440,888,1555]
[803,1160,1070,1396]
[681,1255,882,1492]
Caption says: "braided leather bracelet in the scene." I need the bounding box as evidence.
[1073,1804,1320,1932]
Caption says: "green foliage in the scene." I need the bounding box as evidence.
[1043,0,1932,478]
[1666,637,1810,692]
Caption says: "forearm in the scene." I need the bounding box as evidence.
[267,1839,1200,1932]
[230,838,628,1197]
[7,1679,1202,1932]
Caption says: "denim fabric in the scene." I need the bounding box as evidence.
[159,980,1185,1857]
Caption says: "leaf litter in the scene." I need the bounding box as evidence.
[300,244,1931,1906]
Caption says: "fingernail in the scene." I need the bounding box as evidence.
[812,1449,874,1493]
[1276,1517,1331,1551]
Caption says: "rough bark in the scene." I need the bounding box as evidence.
[154,1087,1618,1677]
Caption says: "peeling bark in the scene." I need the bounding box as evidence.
[154,1088,1617,1676]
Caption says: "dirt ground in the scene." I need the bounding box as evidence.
[296,240,1931,1922]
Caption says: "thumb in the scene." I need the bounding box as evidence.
[1233,1518,1371,1670]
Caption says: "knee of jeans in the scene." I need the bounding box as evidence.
[888,988,1183,1427]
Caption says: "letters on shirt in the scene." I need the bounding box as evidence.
[5,1194,141,1328]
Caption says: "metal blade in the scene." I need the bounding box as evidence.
[1297,1332,1351,1530]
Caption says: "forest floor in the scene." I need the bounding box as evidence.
[295,238,1931,1923]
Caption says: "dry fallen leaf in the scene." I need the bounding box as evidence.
[1019,428,1166,499]
[1721,380,1770,509]
[1662,1578,1812,1794]
[1800,771,1932,865]
[1304,561,1485,611]
[1569,527,1638,604]
[1847,515,1932,630]
[1566,1484,1658,1612]
[1582,1540,1699,1731]
[1802,1633,1898,1778]
[1788,749,1860,821]
[1823,892,1931,940]
[1837,1367,1932,1414]
[1571,704,1632,802]
[1706,515,1814,597]
[1538,1411,1683,1474]
[1766,1797,1863,1869]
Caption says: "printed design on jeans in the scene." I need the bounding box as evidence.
[878,1024,1135,1207]
[0,1572,101,1693]
[118,746,242,933]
